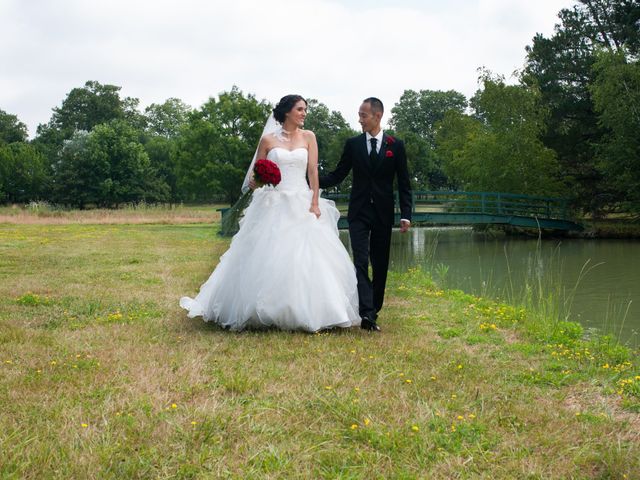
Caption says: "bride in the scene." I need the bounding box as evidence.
[180,94,360,332]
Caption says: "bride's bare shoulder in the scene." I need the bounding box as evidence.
[301,129,316,140]
[260,134,276,148]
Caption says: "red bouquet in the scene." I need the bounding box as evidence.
[220,158,281,236]
[253,158,281,187]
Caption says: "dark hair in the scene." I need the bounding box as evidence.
[273,94,307,123]
[363,97,384,114]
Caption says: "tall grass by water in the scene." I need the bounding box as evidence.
[394,229,637,349]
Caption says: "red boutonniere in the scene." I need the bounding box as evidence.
[385,150,394,158]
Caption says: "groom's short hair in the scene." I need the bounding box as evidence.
[363,97,384,114]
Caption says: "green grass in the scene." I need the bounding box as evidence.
[1,221,639,479]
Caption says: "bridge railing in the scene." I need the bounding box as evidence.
[408,191,569,220]
[321,190,569,220]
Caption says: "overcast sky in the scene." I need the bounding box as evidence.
[1,0,576,137]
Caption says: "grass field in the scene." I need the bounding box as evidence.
[1,216,639,479]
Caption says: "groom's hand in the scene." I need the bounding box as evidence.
[400,219,411,233]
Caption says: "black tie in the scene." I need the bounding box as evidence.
[369,137,378,169]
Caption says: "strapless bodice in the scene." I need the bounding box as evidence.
[267,147,309,191]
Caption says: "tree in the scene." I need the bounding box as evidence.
[389,89,467,190]
[396,131,439,190]
[0,142,48,203]
[34,81,143,167]
[45,81,135,135]
[52,131,98,208]
[53,121,169,208]
[0,109,28,144]
[144,98,191,138]
[141,98,192,203]
[590,51,640,214]
[436,76,563,196]
[175,87,271,202]
[523,0,640,213]
[144,136,179,203]
[304,99,358,193]
[390,89,467,146]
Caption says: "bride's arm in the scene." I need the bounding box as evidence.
[306,131,321,218]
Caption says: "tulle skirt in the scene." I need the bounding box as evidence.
[180,186,360,332]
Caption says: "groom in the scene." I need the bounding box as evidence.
[320,97,412,331]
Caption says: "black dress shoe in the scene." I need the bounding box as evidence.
[361,317,381,332]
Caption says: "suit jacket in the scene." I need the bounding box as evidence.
[319,132,412,227]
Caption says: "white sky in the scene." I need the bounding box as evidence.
[0,0,576,137]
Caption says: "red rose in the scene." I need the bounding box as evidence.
[254,158,281,186]
[385,150,394,158]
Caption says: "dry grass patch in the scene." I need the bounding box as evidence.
[0,203,222,225]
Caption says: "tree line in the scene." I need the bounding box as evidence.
[1,0,638,216]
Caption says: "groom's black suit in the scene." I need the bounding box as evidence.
[320,132,412,324]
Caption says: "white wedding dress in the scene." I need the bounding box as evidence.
[180,147,360,332]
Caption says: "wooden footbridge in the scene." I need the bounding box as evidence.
[322,190,583,232]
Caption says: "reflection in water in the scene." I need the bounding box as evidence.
[340,227,640,347]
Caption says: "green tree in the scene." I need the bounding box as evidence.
[390,89,467,146]
[523,0,640,213]
[175,87,271,202]
[53,121,169,208]
[0,109,28,144]
[45,81,137,135]
[53,131,99,208]
[141,98,192,203]
[0,142,49,203]
[436,76,563,196]
[389,89,467,190]
[144,136,179,203]
[591,51,640,214]
[34,81,143,168]
[144,98,191,138]
[397,131,438,190]
[304,99,358,194]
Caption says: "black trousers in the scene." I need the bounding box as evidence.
[348,203,392,322]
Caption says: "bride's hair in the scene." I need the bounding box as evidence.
[273,94,307,123]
